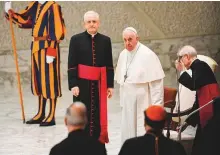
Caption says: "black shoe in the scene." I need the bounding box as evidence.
[39,120,56,127]
[26,117,45,124]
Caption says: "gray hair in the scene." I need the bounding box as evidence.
[83,11,99,22]
[65,102,87,128]
[177,45,197,57]
[122,27,138,37]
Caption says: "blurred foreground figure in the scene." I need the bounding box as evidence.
[118,105,187,155]
[49,102,106,155]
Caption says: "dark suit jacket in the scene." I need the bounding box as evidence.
[49,129,107,155]
[118,133,186,155]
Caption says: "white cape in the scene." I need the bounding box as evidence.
[114,43,165,85]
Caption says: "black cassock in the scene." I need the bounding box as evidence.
[118,132,187,155]
[68,31,114,142]
[199,97,220,155]
[179,59,220,155]
[49,129,107,155]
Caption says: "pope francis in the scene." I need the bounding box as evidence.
[115,27,165,144]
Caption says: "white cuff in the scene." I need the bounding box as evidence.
[5,2,12,13]
[46,56,55,63]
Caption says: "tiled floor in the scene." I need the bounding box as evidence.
[0,83,195,155]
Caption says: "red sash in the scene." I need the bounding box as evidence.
[78,64,109,143]
[197,83,220,128]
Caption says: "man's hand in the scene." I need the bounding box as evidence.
[177,122,188,133]
[71,86,79,97]
[175,60,184,72]
[107,88,113,98]
[46,56,55,64]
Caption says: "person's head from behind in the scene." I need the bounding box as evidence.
[122,27,139,52]
[84,11,100,35]
[177,45,197,69]
[65,102,87,132]
[144,105,167,135]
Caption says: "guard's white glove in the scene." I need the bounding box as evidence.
[5,1,12,13]
[46,56,55,64]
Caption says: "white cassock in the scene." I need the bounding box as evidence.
[114,42,165,144]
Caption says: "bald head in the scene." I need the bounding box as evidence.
[65,102,87,128]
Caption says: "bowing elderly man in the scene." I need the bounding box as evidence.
[115,27,165,144]
[175,45,220,155]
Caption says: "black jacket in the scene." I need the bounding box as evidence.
[118,133,186,155]
[49,129,106,155]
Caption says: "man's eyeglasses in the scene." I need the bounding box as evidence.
[178,55,183,62]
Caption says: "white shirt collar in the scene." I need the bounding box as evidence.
[87,31,98,38]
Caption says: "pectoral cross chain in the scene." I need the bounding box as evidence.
[124,44,140,83]
[124,73,128,82]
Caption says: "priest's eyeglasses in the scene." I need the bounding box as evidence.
[178,55,183,62]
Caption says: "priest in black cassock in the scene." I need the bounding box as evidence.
[118,105,187,155]
[175,45,220,155]
[67,11,114,145]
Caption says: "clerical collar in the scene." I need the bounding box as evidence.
[189,58,197,68]
[86,31,98,38]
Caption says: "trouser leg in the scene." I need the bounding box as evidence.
[26,95,46,124]
[40,98,57,127]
